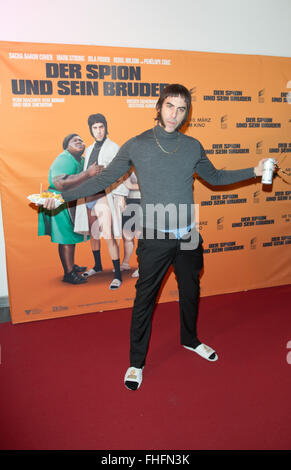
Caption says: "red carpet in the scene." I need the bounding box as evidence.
[0,284,290,450]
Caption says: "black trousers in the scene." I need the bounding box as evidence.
[130,233,204,368]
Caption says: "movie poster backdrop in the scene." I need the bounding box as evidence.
[0,41,290,323]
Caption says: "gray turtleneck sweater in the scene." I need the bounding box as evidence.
[62,125,255,231]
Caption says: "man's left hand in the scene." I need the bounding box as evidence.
[254,158,278,177]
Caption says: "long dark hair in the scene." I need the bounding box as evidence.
[88,113,108,137]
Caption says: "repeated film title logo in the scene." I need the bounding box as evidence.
[200,189,291,253]
[195,81,291,255]
[199,165,291,251]
[188,82,291,130]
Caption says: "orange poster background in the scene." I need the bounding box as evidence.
[0,40,290,324]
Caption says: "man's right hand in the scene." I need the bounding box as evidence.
[42,198,56,210]
[87,163,104,177]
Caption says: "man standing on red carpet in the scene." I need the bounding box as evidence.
[54,84,268,391]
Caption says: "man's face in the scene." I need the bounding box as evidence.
[67,135,85,154]
[159,95,187,132]
[91,122,106,141]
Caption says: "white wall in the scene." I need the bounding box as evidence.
[0,0,291,297]
[1,0,291,56]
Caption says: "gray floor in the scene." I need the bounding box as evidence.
[0,297,11,323]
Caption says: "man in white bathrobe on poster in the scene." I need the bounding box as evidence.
[74,113,127,290]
